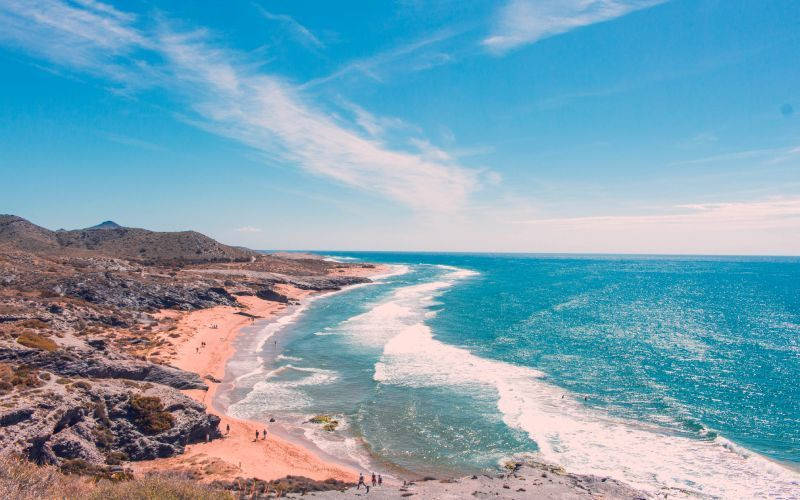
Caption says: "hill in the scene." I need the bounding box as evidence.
[86,220,122,230]
[0,215,257,264]
[0,215,60,252]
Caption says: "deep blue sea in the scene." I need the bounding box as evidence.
[225,253,800,498]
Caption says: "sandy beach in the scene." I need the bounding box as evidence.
[132,266,389,484]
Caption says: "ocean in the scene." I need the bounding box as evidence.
[223,253,800,498]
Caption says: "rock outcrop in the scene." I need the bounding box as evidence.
[58,273,238,312]
[0,377,219,466]
[256,288,290,303]
[0,342,207,390]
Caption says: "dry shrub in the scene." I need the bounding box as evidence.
[17,319,48,330]
[88,474,232,500]
[0,455,90,500]
[71,380,92,391]
[0,363,43,393]
[16,332,58,351]
[0,456,231,500]
[129,394,175,434]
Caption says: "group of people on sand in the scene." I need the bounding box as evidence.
[356,472,382,492]
[221,422,270,442]
[195,340,208,354]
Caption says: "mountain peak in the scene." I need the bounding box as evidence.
[87,220,123,230]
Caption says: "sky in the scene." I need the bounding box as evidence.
[0,0,799,255]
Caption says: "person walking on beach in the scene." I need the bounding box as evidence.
[378,475,382,486]
[226,423,230,435]
[263,428,267,440]
[357,473,366,490]
[255,430,259,441]
[371,472,377,487]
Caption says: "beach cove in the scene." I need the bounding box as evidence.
[131,264,387,486]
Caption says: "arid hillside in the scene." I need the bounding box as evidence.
[0,215,257,264]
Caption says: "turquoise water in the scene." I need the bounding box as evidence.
[227,254,800,498]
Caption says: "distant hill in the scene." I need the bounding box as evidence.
[86,220,123,230]
[0,215,256,264]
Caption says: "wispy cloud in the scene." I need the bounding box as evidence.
[0,0,149,78]
[505,197,800,254]
[253,4,324,49]
[235,226,262,233]
[483,0,666,54]
[513,198,800,227]
[668,145,800,166]
[0,0,480,212]
[98,132,165,151]
[299,28,463,90]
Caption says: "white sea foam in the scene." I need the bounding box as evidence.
[231,279,379,387]
[313,330,337,336]
[298,415,377,473]
[363,268,800,499]
[323,255,360,262]
[369,264,411,280]
[228,365,339,417]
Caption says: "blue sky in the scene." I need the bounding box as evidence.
[1,0,799,254]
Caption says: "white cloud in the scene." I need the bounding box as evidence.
[235,226,262,233]
[0,0,479,212]
[254,5,324,49]
[484,0,665,54]
[0,0,148,75]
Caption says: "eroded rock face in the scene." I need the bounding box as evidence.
[0,378,220,466]
[0,343,207,390]
[58,274,238,312]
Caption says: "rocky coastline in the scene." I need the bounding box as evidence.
[0,214,373,484]
[0,214,649,499]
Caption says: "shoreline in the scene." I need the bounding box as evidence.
[127,260,654,499]
[131,264,391,484]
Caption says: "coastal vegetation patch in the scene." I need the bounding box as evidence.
[128,394,175,434]
[16,332,58,351]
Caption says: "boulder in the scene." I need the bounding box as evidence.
[255,288,289,303]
